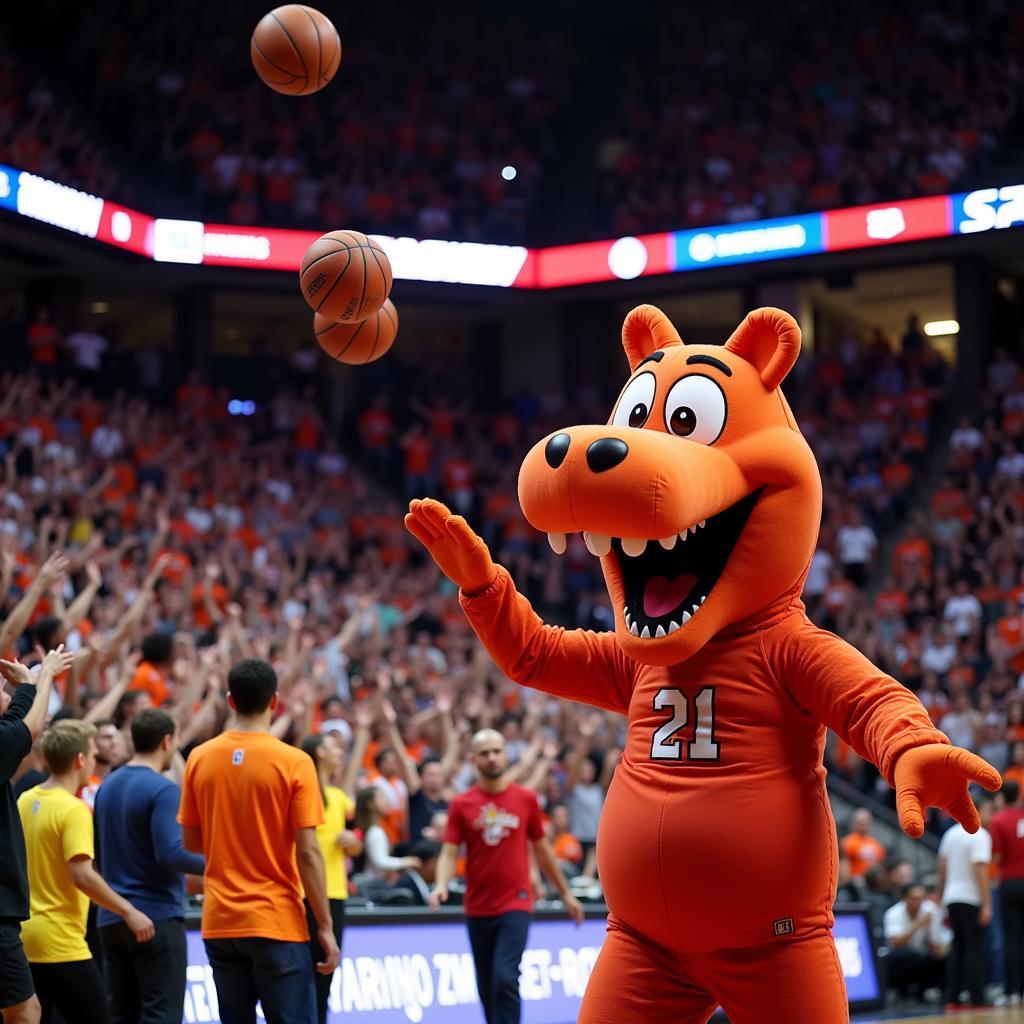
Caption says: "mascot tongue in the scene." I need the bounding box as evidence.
[643,574,697,619]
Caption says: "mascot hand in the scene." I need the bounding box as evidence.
[405,498,498,593]
[894,743,1001,838]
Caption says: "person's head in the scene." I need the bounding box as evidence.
[374,746,399,779]
[902,882,927,916]
[33,616,65,651]
[550,803,571,834]
[301,733,344,799]
[227,658,278,717]
[42,720,96,785]
[320,696,343,720]
[94,719,123,769]
[851,808,872,835]
[423,810,448,842]
[140,631,174,667]
[863,864,886,894]
[888,859,914,890]
[130,709,177,771]
[354,785,385,833]
[979,795,994,830]
[1004,780,1021,806]
[418,757,445,797]
[1013,741,1024,767]
[471,729,508,782]
[409,840,441,884]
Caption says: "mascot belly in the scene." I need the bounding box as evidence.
[406,305,1000,1024]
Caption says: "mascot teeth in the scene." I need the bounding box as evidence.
[667,620,681,634]
[585,532,612,557]
[658,535,677,550]
[547,532,567,554]
[621,538,648,557]
[628,621,639,636]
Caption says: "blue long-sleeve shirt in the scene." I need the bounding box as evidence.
[94,764,205,926]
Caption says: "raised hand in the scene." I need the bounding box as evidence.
[0,658,32,687]
[405,499,497,593]
[894,743,1001,838]
[40,645,75,679]
[353,702,375,730]
[38,551,70,590]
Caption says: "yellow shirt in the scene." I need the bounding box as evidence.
[318,786,354,901]
[17,786,93,963]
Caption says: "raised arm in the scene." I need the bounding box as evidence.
[341,704,373,797]
[92,554,170,669]
[565,713,600,792]
[61,562,103,635]
[380,696,420,796]
[0,551,69,655]
[769,617,1000,837]
[406,500,635,713]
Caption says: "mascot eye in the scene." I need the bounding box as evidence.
[611,372,656,430]
[663,375,727,445]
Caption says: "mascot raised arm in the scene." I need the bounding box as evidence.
[406,305,999,1024]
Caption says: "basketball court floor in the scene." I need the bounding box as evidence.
[855,1010,1016,1023]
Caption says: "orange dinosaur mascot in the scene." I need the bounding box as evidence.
[406,306,1000,1023]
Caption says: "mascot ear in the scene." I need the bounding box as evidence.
[724,307,801,391]
[622,305,683,372]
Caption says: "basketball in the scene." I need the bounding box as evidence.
[250,5,341,96]
[299,229,393,323]
[314,299,399,364]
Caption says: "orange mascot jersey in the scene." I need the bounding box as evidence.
[406,305,1000,1024]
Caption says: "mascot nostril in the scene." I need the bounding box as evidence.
[405,302,1001,1024]
[544,432,571,469]
[585,437,628,473]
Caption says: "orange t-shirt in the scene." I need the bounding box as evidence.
[130,662,169,707]
[841,833,886,877]
[178,730,324,941]
[553,831,583,865]
[998,615,1024,674]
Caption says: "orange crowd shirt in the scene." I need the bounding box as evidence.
[178,730,324,942]
[129,661,169,708]
[460,567,949,955]
[841,833,886,877]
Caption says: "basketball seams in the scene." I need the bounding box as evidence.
[366,242,392,297]
[251,38,301,82]
[355,243,369,319]
[300,242,354,276]
[269,10,311,90]
[365,308,383,363]
[300,5,324,87]
[327,29,342,77]
[336,317,368,361]
[311,245,355,313]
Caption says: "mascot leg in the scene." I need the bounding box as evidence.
[578,917,718,1024]
[703,933,849,1024]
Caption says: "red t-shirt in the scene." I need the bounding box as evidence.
[444,783,544,917]
[991,808,1024,881]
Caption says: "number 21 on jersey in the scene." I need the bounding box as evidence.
[650,687,720,762]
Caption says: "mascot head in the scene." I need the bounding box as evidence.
[517,305,823,667]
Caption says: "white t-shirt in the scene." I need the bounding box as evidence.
[804,549,834,597]
[939,823,992,907]
[997,452,1024,479]
[883,899,946,954]
[949,426,983,453]
[837,524,877,565]
[66,330,108,369]
[943,594,983,636]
